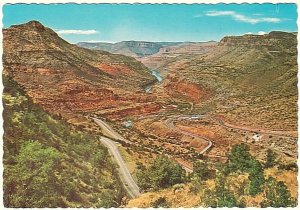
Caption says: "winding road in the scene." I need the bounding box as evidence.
[92,114,296,198]
[164,114,297,156]
[100,136,140,198]
[93,118,130,143]
[165,115,213,155]
[93,118,140,198]
[212,117,297,138]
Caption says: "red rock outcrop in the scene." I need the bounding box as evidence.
[3,21,159,119]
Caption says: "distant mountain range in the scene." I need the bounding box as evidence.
[76,41,183,57]
[77,41,217,57]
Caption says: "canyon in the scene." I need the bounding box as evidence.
[3,21,298,207]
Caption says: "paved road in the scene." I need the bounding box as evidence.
[100,136,140,198]
[93,114,295,185]
[166,114,296,157]
[165,115,213,154]
[92,118,140,198]
[94,117,194,173]
[93,118,130,143]
[213,117,297,138]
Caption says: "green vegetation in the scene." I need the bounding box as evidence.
[3,76,124,207]
[248,159,265,196]
[187,144,295,207]
[202,172,239,208]
[189,160,215,194]
[151,196,169,208]
[133,143,295,208]
[136,156,185,191]
[226,144,265,196]
[264,149,276,168]
[6,141,63,206]
[278,162,298,171]
[261,177,296,207]
[203,188,239,207]
[193,161,212,180]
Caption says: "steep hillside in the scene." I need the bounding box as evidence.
[3,76,125,207]
[3,21,154,85]
[3,21,159,121]
[141,31,297,130]
[126,145,297,208]
[77,41,184,58]
[198,31,297,130]
[3,20,297,208]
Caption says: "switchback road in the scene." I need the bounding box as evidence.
[100,136,140,198]
[93,118,130,143]
[165,115,213,155]
[93,118,140,198]
[212,117,297,138]
[93,117,194,173]
[165,114,296,157]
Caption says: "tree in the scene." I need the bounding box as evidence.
[202,182,238,207]
[248,159,265,196]
[95,191,117,208]
[217,191,238,207]
[261,177,296,207]
[136,164,151,191]
[5,141,62,207]
[92,149,108,167]
[193,161,211,180]
[265,149,276,168]
[201,170,240,207]
[228,144,252,173]
[169,163,185,185]
[151,197,169,208]
[202,189,218,207]
[136,156,185,191]
[227,144,265,196]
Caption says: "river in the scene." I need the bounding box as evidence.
[151,69,163,82]
[145,69,162,93]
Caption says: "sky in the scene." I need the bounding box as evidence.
[2,3,298,43]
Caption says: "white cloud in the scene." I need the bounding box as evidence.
[202,10,281,24]
[205,11,236,16]
[258,31,267,35]
[244,31,267,35]
[56,29,99,35]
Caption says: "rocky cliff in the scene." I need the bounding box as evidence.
[219,31,297,52]
[77,41,183,57]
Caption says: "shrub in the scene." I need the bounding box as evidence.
[261,177,296,207]
[248,159,265,196]
[228,144,252,172]
[136,156,185,191]
[228,144,265,196]
[4,141,62,207]
[193,161,215,180]
[151,197,169,208]
[264,149,276,168]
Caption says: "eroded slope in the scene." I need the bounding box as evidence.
[3,21,159,121]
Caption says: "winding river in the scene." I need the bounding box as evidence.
[145,69,162,93]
